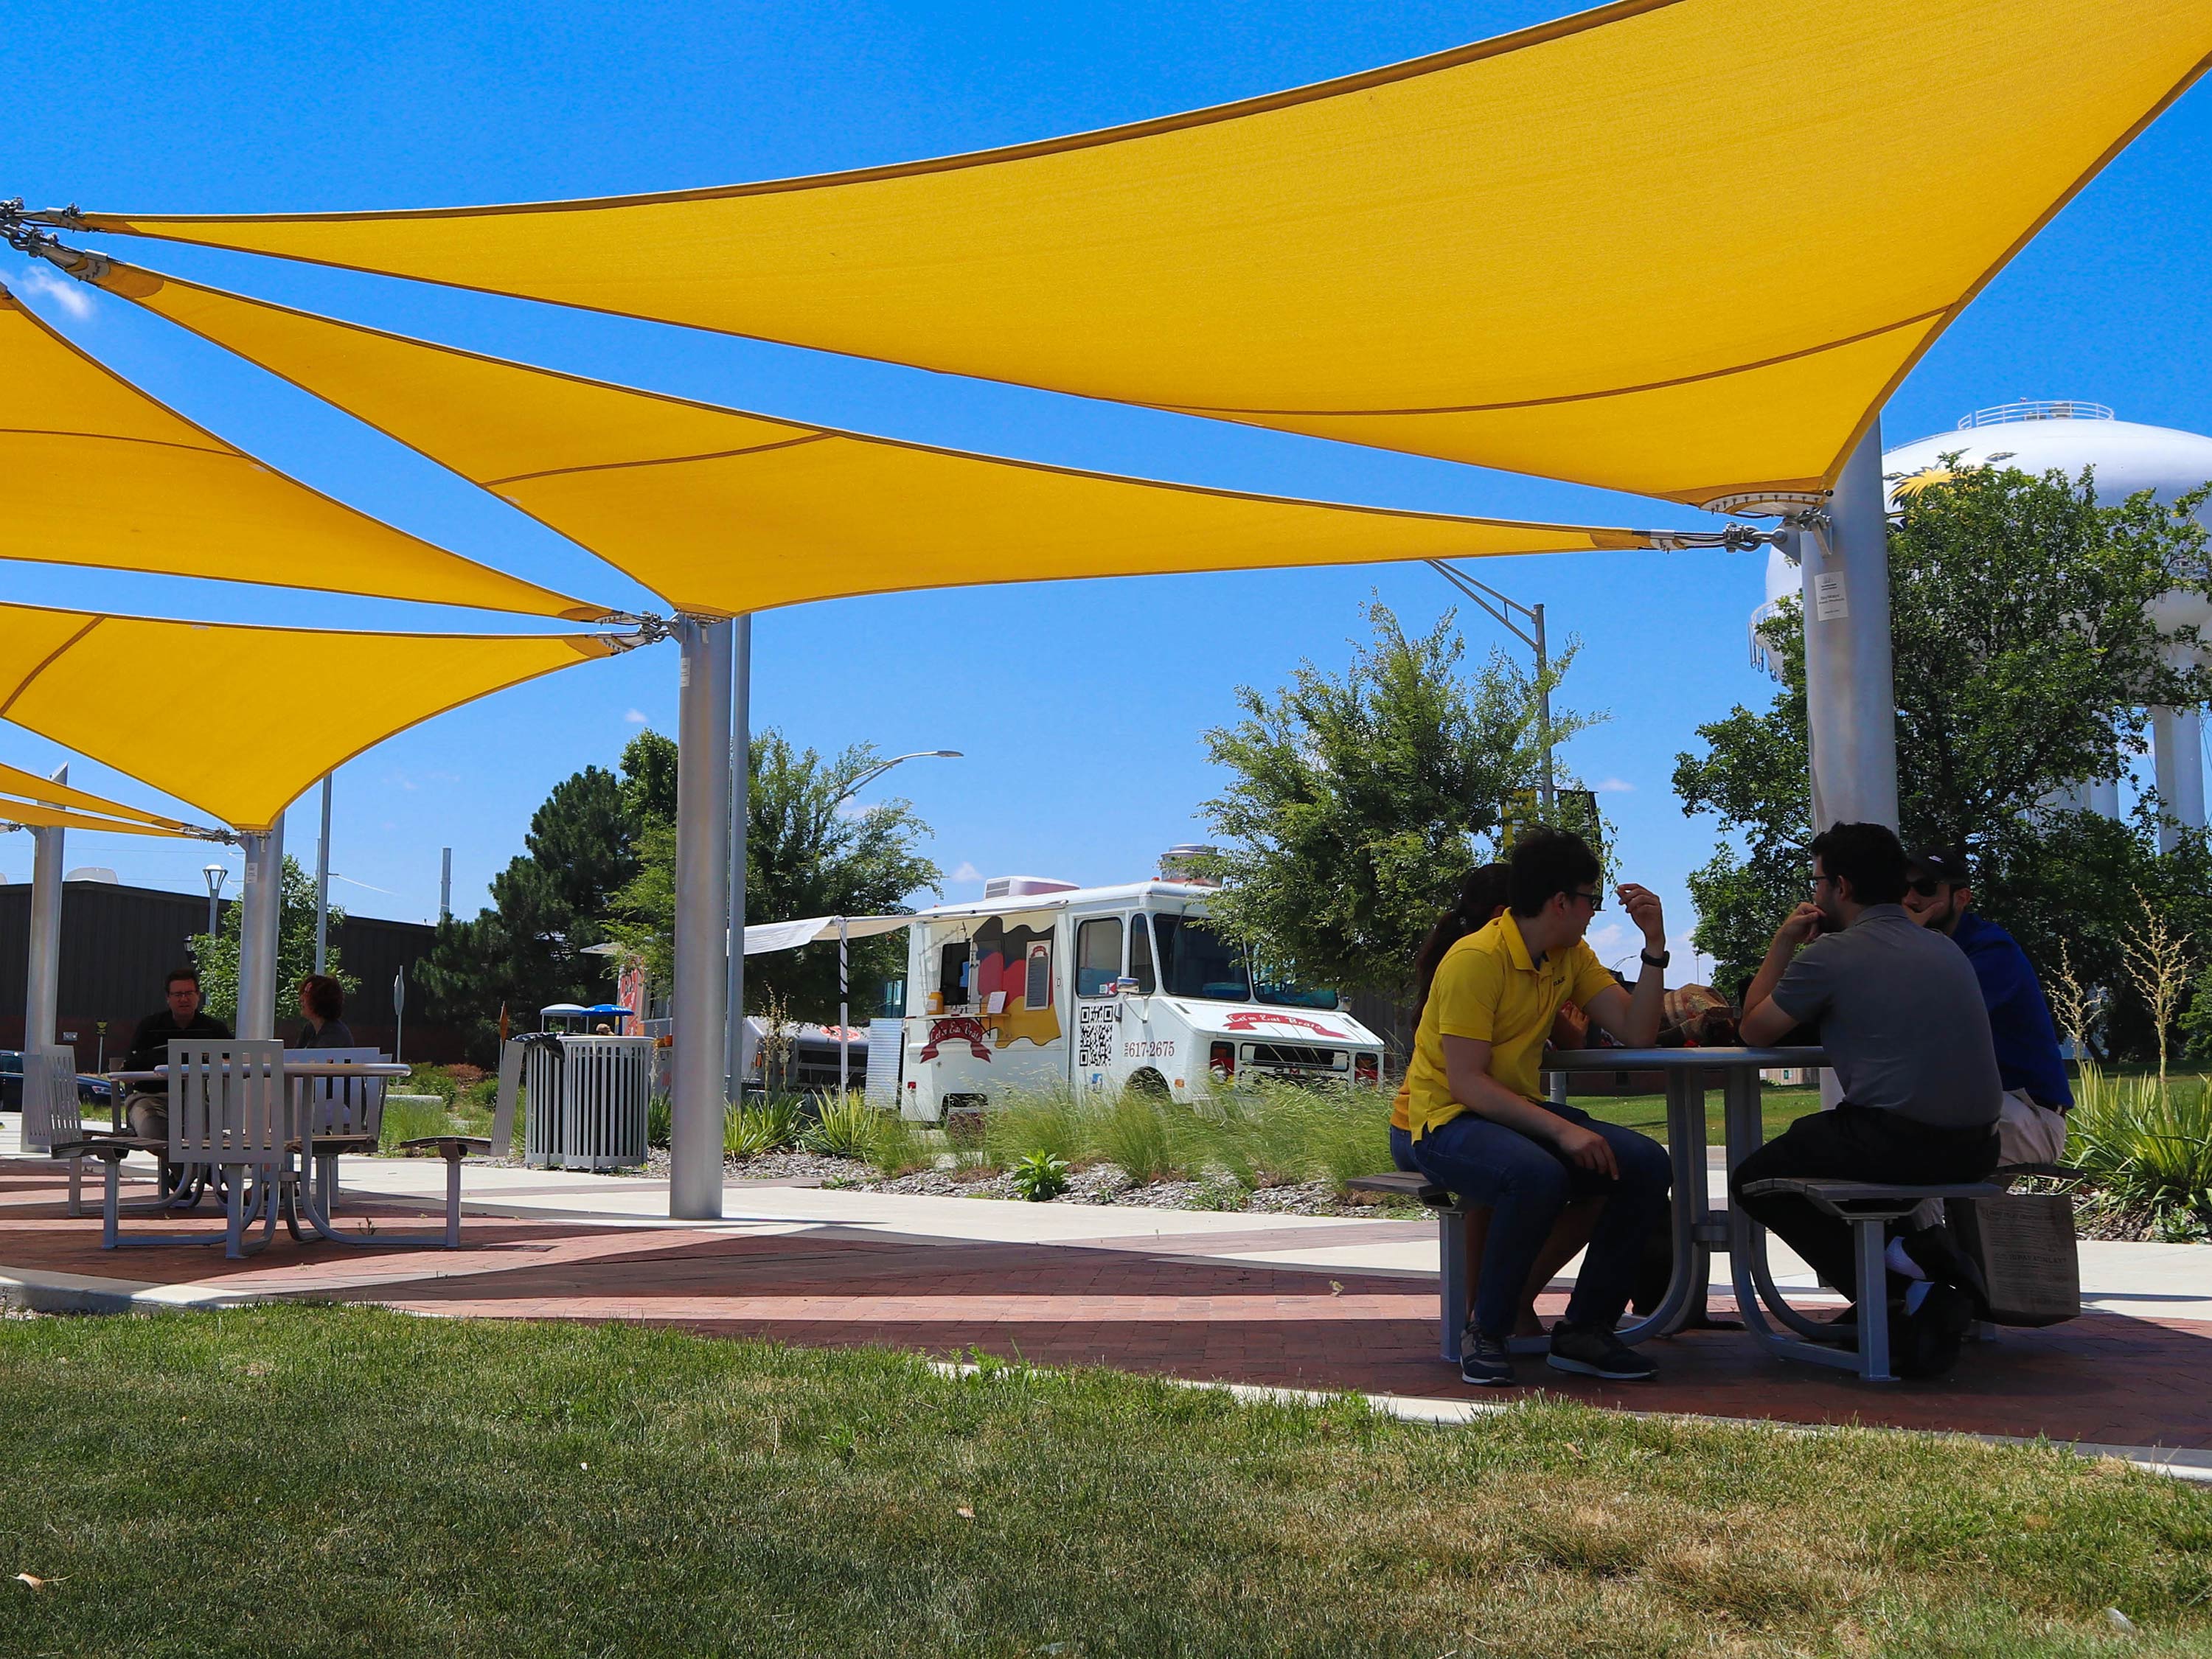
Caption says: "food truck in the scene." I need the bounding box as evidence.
[888,871,1385,1120]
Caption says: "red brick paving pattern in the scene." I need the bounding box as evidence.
[3,1158,2205,1450]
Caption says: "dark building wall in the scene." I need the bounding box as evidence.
[0,880,463,1067]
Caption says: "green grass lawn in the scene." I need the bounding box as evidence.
[2,1307,2208,1657]
[1578,1085,1825,1149]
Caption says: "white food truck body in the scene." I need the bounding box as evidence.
[889,877,1385,1120]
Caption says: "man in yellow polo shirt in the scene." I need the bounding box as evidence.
[1405,829,1673,1386]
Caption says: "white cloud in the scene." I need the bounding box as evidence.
[1593,776,1635,793]
[950,860,984,884]
[15,262,94,319]
[623,708,649,724]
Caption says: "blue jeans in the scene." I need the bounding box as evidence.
[1388,1124,1419,1172]
[1410,1102,1670,1340]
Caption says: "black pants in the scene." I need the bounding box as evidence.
[1731,1105,1997,1300]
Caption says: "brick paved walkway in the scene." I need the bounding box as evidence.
[4,1156,2206,1450]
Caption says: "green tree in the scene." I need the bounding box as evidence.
[1196,600,1597,1003]
[1674,463,2211,1044]
[605,728,941,1023]
[416,764,641,1060]
[191,855,357,1030]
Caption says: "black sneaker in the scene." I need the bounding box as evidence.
[1546,1323,1658,1381]
[1459,1329,1516,1387]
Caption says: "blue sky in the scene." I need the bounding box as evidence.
[4,1,2209,982]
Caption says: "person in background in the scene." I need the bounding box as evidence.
[1902,846,2071,1168]
[1389,863,1513,1172]
[1734,824,2001,1366]
[1388,861,1604,1342]
[121,966,233,1144]
[293,975,355,1050]
[1405,829,1674,1386]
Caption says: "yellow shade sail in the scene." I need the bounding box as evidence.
[0,278,608,619]
[79,261,1656,616]
[0,758,192,830]
[0,599,614,830]
[0,796,201,839]
[50,0,2211,506]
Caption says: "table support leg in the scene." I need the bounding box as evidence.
[1438,1208,1467,1363]
[1616,1070,1706,1343]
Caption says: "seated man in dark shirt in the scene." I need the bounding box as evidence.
[1733,823,2002,1357]
[122,966,234,1144]
[1902,846,2071,1168]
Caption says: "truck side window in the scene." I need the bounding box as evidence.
[939,940,970,1003]
[1126,914,1157,995]
[1074,918,1123,998]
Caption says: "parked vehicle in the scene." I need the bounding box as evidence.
[0,1049,114,1113]
[888,872,1384,1120]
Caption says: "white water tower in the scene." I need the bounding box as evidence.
[1751,401,2212,845]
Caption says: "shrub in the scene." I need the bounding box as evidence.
[2069,1065,2212,1237]
[726,1096,805,1157]
[982,1088,1090,1169]
[647,1098,672,1149]
[804,1093,886,1161]
[378,1093,451,1153]
[868,1113,936,1179]
[1009,1150,1070,1202]
[1091,1093,1184,1185]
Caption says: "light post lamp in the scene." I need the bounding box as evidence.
[826,748,961,1098]
[832,749,964,810]
[1427,561,1557,812]
[202,862,228,943]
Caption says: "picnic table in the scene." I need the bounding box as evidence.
[91,1053,479,1251]
[1546,1046,1825,1343]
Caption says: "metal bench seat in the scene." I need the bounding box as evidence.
[1739,1176,2006,1382]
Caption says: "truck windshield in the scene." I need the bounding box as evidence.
[1152,917,1339,1009]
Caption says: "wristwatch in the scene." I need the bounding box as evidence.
[1640,947,1671,969]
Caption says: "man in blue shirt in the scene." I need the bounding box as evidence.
[1902,848,2071,1168]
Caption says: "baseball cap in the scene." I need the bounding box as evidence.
[1905,846,1970,887]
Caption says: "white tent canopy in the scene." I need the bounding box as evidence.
[740,914,915,956]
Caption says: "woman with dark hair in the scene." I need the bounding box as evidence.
[1388,864,1512,1172]
[295,974,355,1049]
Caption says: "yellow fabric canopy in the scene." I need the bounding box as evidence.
[0,758,192,830]
[0,599,614,830]
[77,261,1655,616]
[0,278,607,619]
[0,796,200,839]
[52,0,2211,506]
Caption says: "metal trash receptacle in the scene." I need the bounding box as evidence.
[521,1034,653,1169]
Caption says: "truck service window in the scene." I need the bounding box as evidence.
[1126,914,1158,994]
[1075,918,1123,997]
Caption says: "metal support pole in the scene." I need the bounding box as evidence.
[672,616,734,1220]
[313,775,333,974]
[724,613,751,1103]
[439,846,453,921]
[2150,702,2206,852]
[1801,424,1899,832]
[1531,602,1554,814]
[837,915,850,1099]
[235,815,285,1040]
[24,764,66,1051]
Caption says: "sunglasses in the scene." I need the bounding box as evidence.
[1907,876,1955,898]
[1568,887,1604,911]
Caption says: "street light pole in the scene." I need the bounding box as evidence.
[313,775,333,974]
[832,749,964,811]
[203,862,228,943]
[1427,562,1555,813]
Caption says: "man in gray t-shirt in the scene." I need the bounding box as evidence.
[1733,823,2001,1312]
[1763,906,2002,1129]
